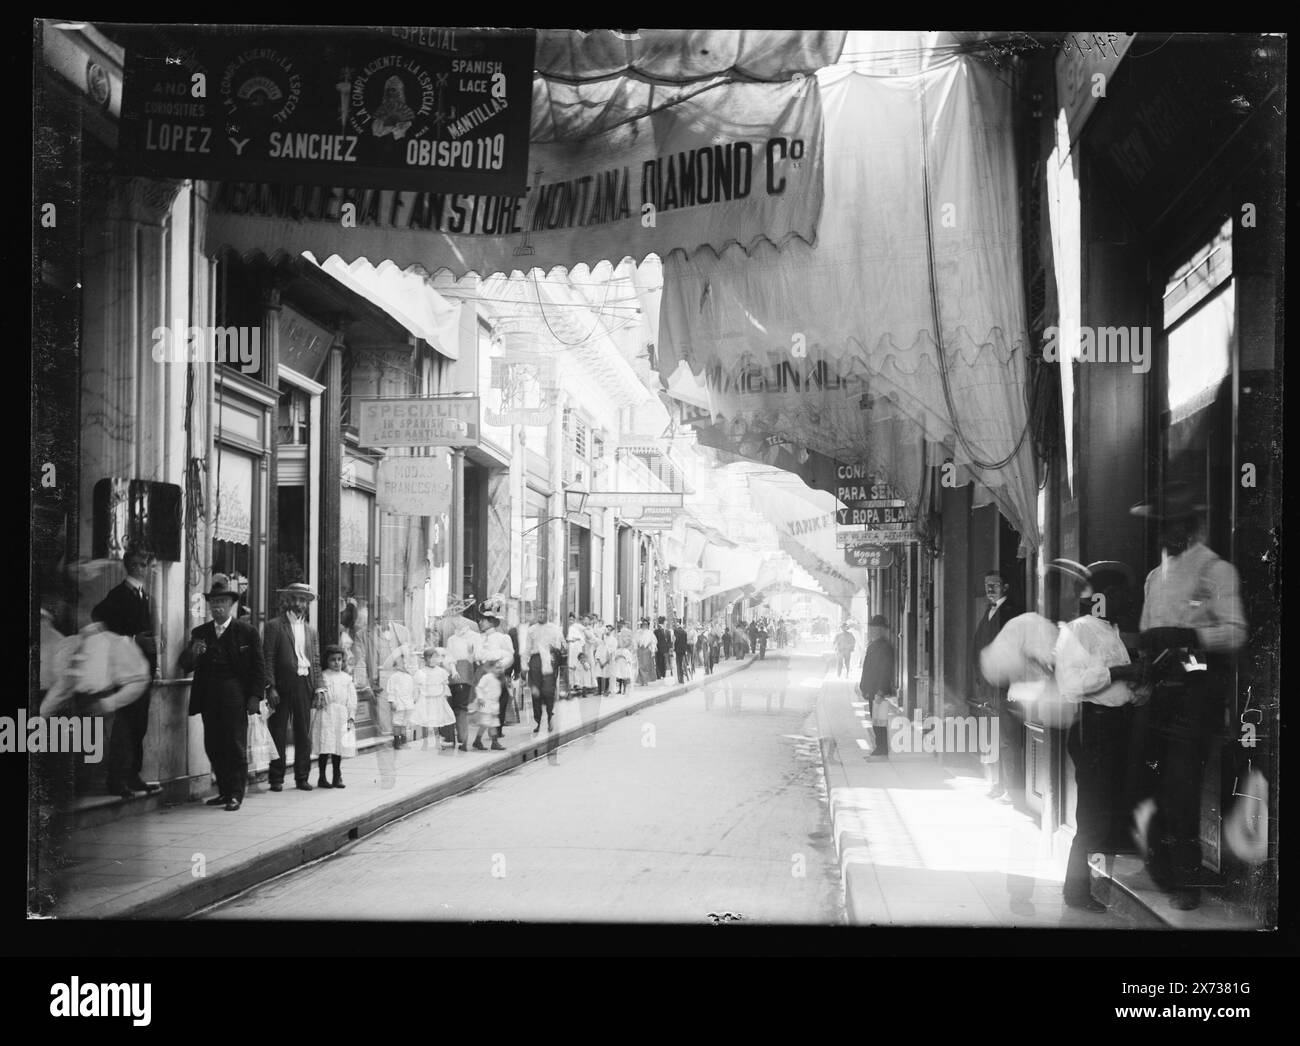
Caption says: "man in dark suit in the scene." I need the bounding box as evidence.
[261,583,327,791]
[92,545,162,798]
[673,622,689,684]
[179,575,266,811]
[972,568,1023,800]
[654,617,670,680]
[859,614,897,756]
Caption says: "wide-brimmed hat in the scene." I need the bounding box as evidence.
[1129,480,1207,520]
[204,574,241,601]
[278,582,316,601]
[1049,558,1135,591]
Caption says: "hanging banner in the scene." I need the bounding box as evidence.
[377,455,452,516]
[357,396,480,448]
[205,78,824,274]
[118,26,535,196]
[746,475,866,604]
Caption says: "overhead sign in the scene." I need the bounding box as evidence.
[1056,32,1135,149]
[204,77,824,276]
[278,306,333,379]
[834,464,906,509]
[844,545,894,569]
[627,505,678,530]
[835,504,910,527]
[836,527,916,547]
[118,26,535,195]
[377,455,452,516]
[587,491,684,509]
[357,396,479,448]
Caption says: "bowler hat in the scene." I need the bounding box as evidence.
[278,582,316,601]
[868,614,890,629]
[203,574,240,601]
[1130,480,1207,520]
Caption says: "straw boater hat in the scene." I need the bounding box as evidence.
[1048,559,1135,590]
[204,574,240,601]
[278,582,316,601]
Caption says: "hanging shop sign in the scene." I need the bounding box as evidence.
[835,526,916,547]
[376,455,452,517]
[835,502,910,527]
[587,491,684,509]
[834,464,905,510]
[118,26,535,195]
[278,306,333,379]
[624,505,678,530]
[843,544,894,570]
[357,396,479,448]
[204,77,824,275]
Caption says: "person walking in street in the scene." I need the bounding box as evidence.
[635,619,657,685]
[654,617,671,680]
[595,622,615,695]
[1050,559,1145,913]
[673,621,690,684]
[972,569,1023,801]
[179,575,266,812]
[1131,483,1247,911]
[858,615,897,755]
[444,616,479,751]
[92,544,161,799]
[721,626,733,661]
[524,607,566,733]
[262,583,328,793]
[614,621,637,694]
[833,623,856,678]
[755,619,769,660]
[477,615,516,740]
[312,645,358,789]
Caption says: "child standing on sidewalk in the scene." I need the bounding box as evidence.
[410,647,456,750]
[472,669,505,751]
[312,645,357,788]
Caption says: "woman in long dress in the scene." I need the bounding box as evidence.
[614,621,637,694]
[595,622,615,694]
[635,618,657,685]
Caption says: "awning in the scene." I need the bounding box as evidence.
[657,57,1040,550]
[308,254,463,360]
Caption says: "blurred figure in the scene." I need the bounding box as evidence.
[1051,559,1145,913]
[523,607,565,734]
[833,623,856,678]
[635,619,657,685]
[972,569,1022,801]
[673,620,689,683]
[614,621,636,694]
[92,544,160,798]
[1131,483,1246,911]
[654,617,671,680]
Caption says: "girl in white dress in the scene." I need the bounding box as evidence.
[313,646,358,789]
[410,647,456,749]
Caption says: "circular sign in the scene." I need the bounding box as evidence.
[844,545,894,570]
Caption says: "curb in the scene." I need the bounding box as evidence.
[96,655,762,919]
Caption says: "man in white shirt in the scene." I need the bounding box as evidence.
[523,608,566,733]
[1052,559,1146,912]
[262,583,327,791]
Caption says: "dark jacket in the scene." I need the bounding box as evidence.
[859,637,896,699]
[180,617,266,717]
[92,580,158,675]
[973,598,1021,706]
[262,613,325,698]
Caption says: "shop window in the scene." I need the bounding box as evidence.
[211,445,255,614]
[277,385,310,445]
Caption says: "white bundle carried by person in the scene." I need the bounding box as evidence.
[979,612,1083,729]
[40,621,151,717]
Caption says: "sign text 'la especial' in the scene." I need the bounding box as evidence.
[357,397,480,448]
[116,26,535,195]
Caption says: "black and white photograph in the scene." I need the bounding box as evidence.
[25,22,1288,1000]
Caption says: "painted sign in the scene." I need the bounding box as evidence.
[843,545,894,569]
[587,491,685,509]
[835,527,916,547]
[118,26,535,195]
[376,455,451,516]
[357,396,479,448]
[835,504,910,527]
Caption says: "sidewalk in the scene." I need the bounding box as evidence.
[42,656,758,919]
[815,676,1263,929]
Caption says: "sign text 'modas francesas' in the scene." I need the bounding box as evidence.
[357,397,480,448]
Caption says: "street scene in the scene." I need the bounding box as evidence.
[29,27,1282,939]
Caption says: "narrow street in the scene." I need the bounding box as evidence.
[202,653,842,923]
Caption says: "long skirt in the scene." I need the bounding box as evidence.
[636,648,655,684]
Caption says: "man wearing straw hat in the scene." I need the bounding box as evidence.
[179,575,266,811]
[1129,481,1246,910]
[262,582,328,792]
